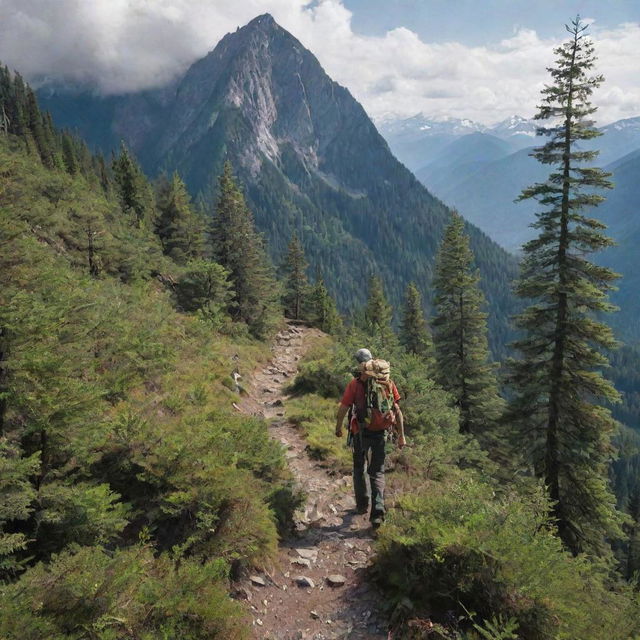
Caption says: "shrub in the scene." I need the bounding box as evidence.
[0,545,248,639]
[376,476,640,640]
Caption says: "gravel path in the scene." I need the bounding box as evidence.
[234,323,389,640]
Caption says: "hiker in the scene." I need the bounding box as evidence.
[335,350,405,528]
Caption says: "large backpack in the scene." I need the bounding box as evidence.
[349,360,397,434]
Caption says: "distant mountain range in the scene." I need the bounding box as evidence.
[378,114,540,171]
[37,13,518,354]
[380,114,640,342]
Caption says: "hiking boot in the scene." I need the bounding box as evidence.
[356,502,369,515]
[370,515,384,529]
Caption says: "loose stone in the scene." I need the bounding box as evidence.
[326,574,347,587]
[294,575,315,588]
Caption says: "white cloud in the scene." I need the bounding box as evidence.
[0,0,637,125]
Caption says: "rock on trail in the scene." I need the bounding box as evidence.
[234,322,388,639]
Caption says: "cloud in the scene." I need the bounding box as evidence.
[0,0,638,125]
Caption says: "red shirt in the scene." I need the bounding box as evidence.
[341,377,401,431]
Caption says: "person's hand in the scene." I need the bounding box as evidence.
[397,434,406,449]
[335,426,343,438]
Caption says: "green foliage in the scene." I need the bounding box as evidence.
[0,439,39,576]
[0,118,290,638]
[507,18,623,555]
[400,282,433,361]
[377,476,640,640]
[362,275,398,353]
[281,232,310,320]
[308,277,343,334]
[174,259,235,330]
[0,137,168,282]
[432,213,504,440]
[156,172,205,264]
[0,545,247,640]
[211,162,281,338]
[291,329,640,638]
[112,142,156,227]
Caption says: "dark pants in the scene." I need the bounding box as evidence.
[353,430,386,519]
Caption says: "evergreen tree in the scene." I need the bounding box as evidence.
[95,153,111,196]
[112,142,155,227]
[507,18,621,555]
[210,162,279,337]
[174,259,235,328]
[156,172,205,264]
[626,482,640,579]
[400,282,433,360]
[363,275,397,353]
[61,132,79,176]
[309,276,342,334]
[282,233,309,320]
[432,213,503,437]
[25,87,56,169]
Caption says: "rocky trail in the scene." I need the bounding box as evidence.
[234,323,389,640]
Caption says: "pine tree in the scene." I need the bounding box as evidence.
[95,153,111,195]
[400,282,433,360]
[432,213,503,437]
[156,172,205,264]
[211,162,279,337]
[626,482,640,579]
[25,87,56,169]
[61,132,79,176]
[507,17,621,555]
[282,233,309,320]
[309,276,342,334]
[112,142,155,227]
[363,275,397,353]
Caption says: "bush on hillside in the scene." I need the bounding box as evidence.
[376,476,640,640]
[0,545,248,640]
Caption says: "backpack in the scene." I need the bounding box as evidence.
[365,376,397,431]
[349,359,397,434]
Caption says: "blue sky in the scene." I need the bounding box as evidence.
[1,1,638,125]
[344,0,640,45]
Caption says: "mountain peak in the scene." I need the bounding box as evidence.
[246,13,277,29]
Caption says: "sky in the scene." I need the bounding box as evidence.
[0,0,638,126]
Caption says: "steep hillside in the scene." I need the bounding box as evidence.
[0,133,301,637]
[417,146,548,252]
[38,14,518,356]
[598,150,640,342]
[420,132,514,172]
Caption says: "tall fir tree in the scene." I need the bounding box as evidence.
[362,275,397,353]
[626,482,640,579]
[282,233,309,320]
[432,213,503,438]
[309,276,342,334]
[112,142,155,227]
[507,18,621,555]
[400,282,433,360]
[61,132,79,176]
[155,172,205,264]
[210,161,279,338]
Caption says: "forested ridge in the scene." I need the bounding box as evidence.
[2,19,640,640]
[37,14,519,359]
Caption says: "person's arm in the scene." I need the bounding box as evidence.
[394,405,406,448]
[336,403,349,438]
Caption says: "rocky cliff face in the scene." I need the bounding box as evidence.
[39,13,518,354]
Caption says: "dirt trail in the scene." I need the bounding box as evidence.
[234,322,389,640]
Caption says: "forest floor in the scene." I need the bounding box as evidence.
[234,322,390,640]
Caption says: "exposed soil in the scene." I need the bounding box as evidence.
[234,322,390,640]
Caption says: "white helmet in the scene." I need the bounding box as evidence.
[354,348,372,363]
